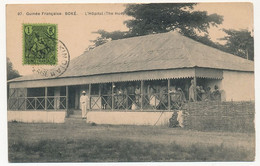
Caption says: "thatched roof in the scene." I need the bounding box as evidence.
[10,31,254,82]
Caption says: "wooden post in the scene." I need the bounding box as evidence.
[17,94,19,111]
[75,87,79,109]
[194,77,197,101]
[34,97,37,110]
[66,86,68,110]
[99,84,101,96]
[45,87,48,110]
[89,84,91,110]
[24,88,27,110]
[141,80,144,110]
[125,84,128,110]
[112,82,114,110]
[246,49,249,60]
[99,84,102,109]
[168,79,171,110]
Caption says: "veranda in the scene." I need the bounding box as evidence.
[8,77,221,114]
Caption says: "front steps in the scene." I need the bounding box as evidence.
[65,110,86,124]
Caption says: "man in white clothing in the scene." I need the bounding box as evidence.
[80,91,89,119]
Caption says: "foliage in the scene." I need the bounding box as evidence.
[221,29,254,60]
[89,30,132,50]
[124,3,223,36]
[7,57,20,80]
[187,34,229,53]
[90,3,223,47]
[89,4,254,61]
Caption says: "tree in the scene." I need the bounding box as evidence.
[91,3,223,47]
[87,30,134,51]
[7,57,20,80]
[124,3,223,36]
[221,29,254,61]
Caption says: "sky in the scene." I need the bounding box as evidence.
[6,3,253,76]
[195,3,253,42]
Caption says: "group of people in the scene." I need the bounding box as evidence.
[79,80,223,118]
[101,84,141,110]
[101,84,168,110]
[189,80,221,102]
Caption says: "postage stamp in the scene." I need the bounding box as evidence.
[23,24,58,65]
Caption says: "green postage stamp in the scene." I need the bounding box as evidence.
[23,24,58,65]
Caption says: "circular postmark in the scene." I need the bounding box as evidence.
[31,40,70,78]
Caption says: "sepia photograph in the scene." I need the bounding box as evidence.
[5,2,255,162]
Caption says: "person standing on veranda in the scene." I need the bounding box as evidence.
[80,91,89,119]
[189,80,196,102]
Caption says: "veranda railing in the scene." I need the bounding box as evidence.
[89,92,186,111]
[8,96,67,110]
[8,93,210,111]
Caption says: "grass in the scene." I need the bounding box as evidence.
[8,122,255,162]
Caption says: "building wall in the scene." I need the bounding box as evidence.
[222,71,254,101]
[86,111,173,126]
[8,110,66,123]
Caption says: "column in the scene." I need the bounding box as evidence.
[99,84,102,109]
[54,87,60,110]
[112,82,114,110]
[75,87,79,109]
[66,86,69,110]
[194,77,197,101]
[24,88,27,110]
[99,84,101,96]
[89,84,91,110]
[34,96,37,110]
[125,84,128,110]
[168,79,171,110]
[140,80,144,110]
[45,87,47,110]
[17,89,19,110]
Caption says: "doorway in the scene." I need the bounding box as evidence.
[68,85,80,109]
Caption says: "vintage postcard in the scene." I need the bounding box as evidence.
[6,3,255,162]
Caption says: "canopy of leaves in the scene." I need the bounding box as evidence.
[89,30,132,49]
[221,29,254,61]
[90,3,223,48]
[7,57,21,80]
[124,3,223,36]
[89,4,253,61]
